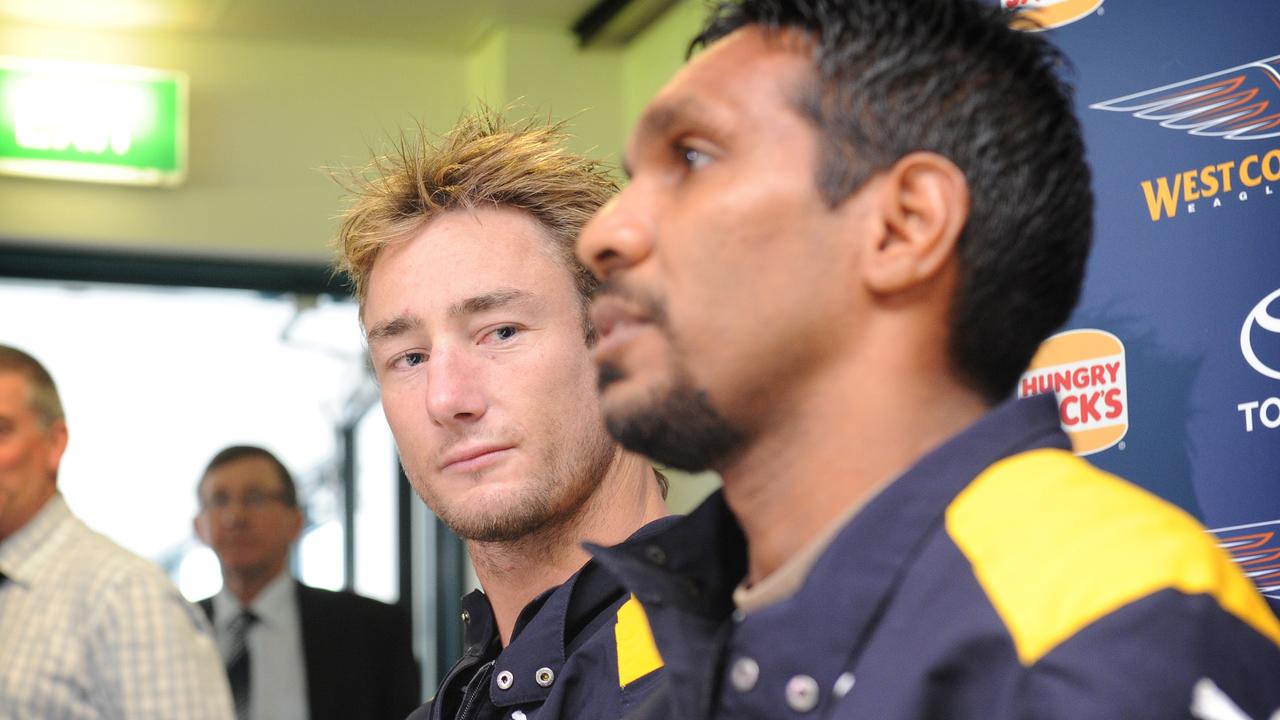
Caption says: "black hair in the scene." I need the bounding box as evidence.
[694,0,1093,403]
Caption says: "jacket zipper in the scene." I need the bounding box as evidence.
[456,660,496,720]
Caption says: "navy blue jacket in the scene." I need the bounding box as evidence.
[413,519,672,720]
[592,395,1280,719]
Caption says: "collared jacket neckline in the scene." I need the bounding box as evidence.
[428,515,680,720]
[588,394,1070,717]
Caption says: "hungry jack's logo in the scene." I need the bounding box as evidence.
[1091,55,1280,221]
[1018,329,1128,455]
[1002,0,1103,30]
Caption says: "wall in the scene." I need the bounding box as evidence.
[0,3,708,262]
[461,24,625,164]
[0,21,471,259]
[622,0,705,133]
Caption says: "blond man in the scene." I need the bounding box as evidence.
[334,110,670,720]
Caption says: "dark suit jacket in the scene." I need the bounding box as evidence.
[200,582,420,720]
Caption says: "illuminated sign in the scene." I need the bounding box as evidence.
[0,56,187,186]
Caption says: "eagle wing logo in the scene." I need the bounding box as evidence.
[1209,519,1280,600]
[1091,55,1280,140]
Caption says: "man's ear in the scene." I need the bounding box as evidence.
[193,514,210,545]
[43,419,68,477]
[287,506,304,543]
[860,151,970,295]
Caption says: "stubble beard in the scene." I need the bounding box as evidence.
[413,422,618,545]
[600,362,745,473]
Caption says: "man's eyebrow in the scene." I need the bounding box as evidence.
[365,315,421,345]
[634,96,716,146]
[627,96,728,177]
[448,288,533,318]
[622,102,682,179]
[364,289,534,344]
[635,102,682,145]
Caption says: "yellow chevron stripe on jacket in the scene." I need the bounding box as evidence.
[615,595,664,687]
[946,448,1280,665]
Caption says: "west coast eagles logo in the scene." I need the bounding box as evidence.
[1091,55,1280,221]
[1091,56,1280,141]
[1209,519,1280,600]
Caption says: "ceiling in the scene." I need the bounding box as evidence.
[0,0,608,51]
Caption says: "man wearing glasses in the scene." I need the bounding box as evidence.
[194,445,420,720]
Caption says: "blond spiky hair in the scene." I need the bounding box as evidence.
[333,107,617,309]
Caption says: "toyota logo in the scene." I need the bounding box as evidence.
[1242,288,1280,380]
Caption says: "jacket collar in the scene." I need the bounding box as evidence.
[590,394,1070,714]
[454,515,681,708]
[587,493,745,717]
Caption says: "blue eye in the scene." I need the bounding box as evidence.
[679,144,712,170]
[491,326,519,342]
[401,351,426,368]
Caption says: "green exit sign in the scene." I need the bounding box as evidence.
[0,57,187,186]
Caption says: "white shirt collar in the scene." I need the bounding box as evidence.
[212,568,296,631]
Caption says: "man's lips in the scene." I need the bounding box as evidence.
[589,295,652,359]
[439,445,515,473]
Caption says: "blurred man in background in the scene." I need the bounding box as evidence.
[334,109,670,720]
[0,344,234,720]
[194,444,419,720]
[577,1,1280,718]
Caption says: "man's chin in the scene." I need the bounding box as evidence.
[442,504,552,543]
[220,557,274,577]
[421,480,545,541]
[602,381,744,473]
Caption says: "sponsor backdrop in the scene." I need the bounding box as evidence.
[1009,0,1280,605]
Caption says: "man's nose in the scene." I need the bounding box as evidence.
[424,346,488,427]
[577,189,656,282]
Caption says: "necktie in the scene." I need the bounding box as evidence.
[226,610,258,720]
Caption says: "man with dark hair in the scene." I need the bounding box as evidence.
[334,109,670,720]
[194,444,420,720]
[0,344,234,719]
[576,1,1280,718]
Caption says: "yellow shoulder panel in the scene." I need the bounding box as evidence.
[946,448,1280,665]
[615,595,664,687]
